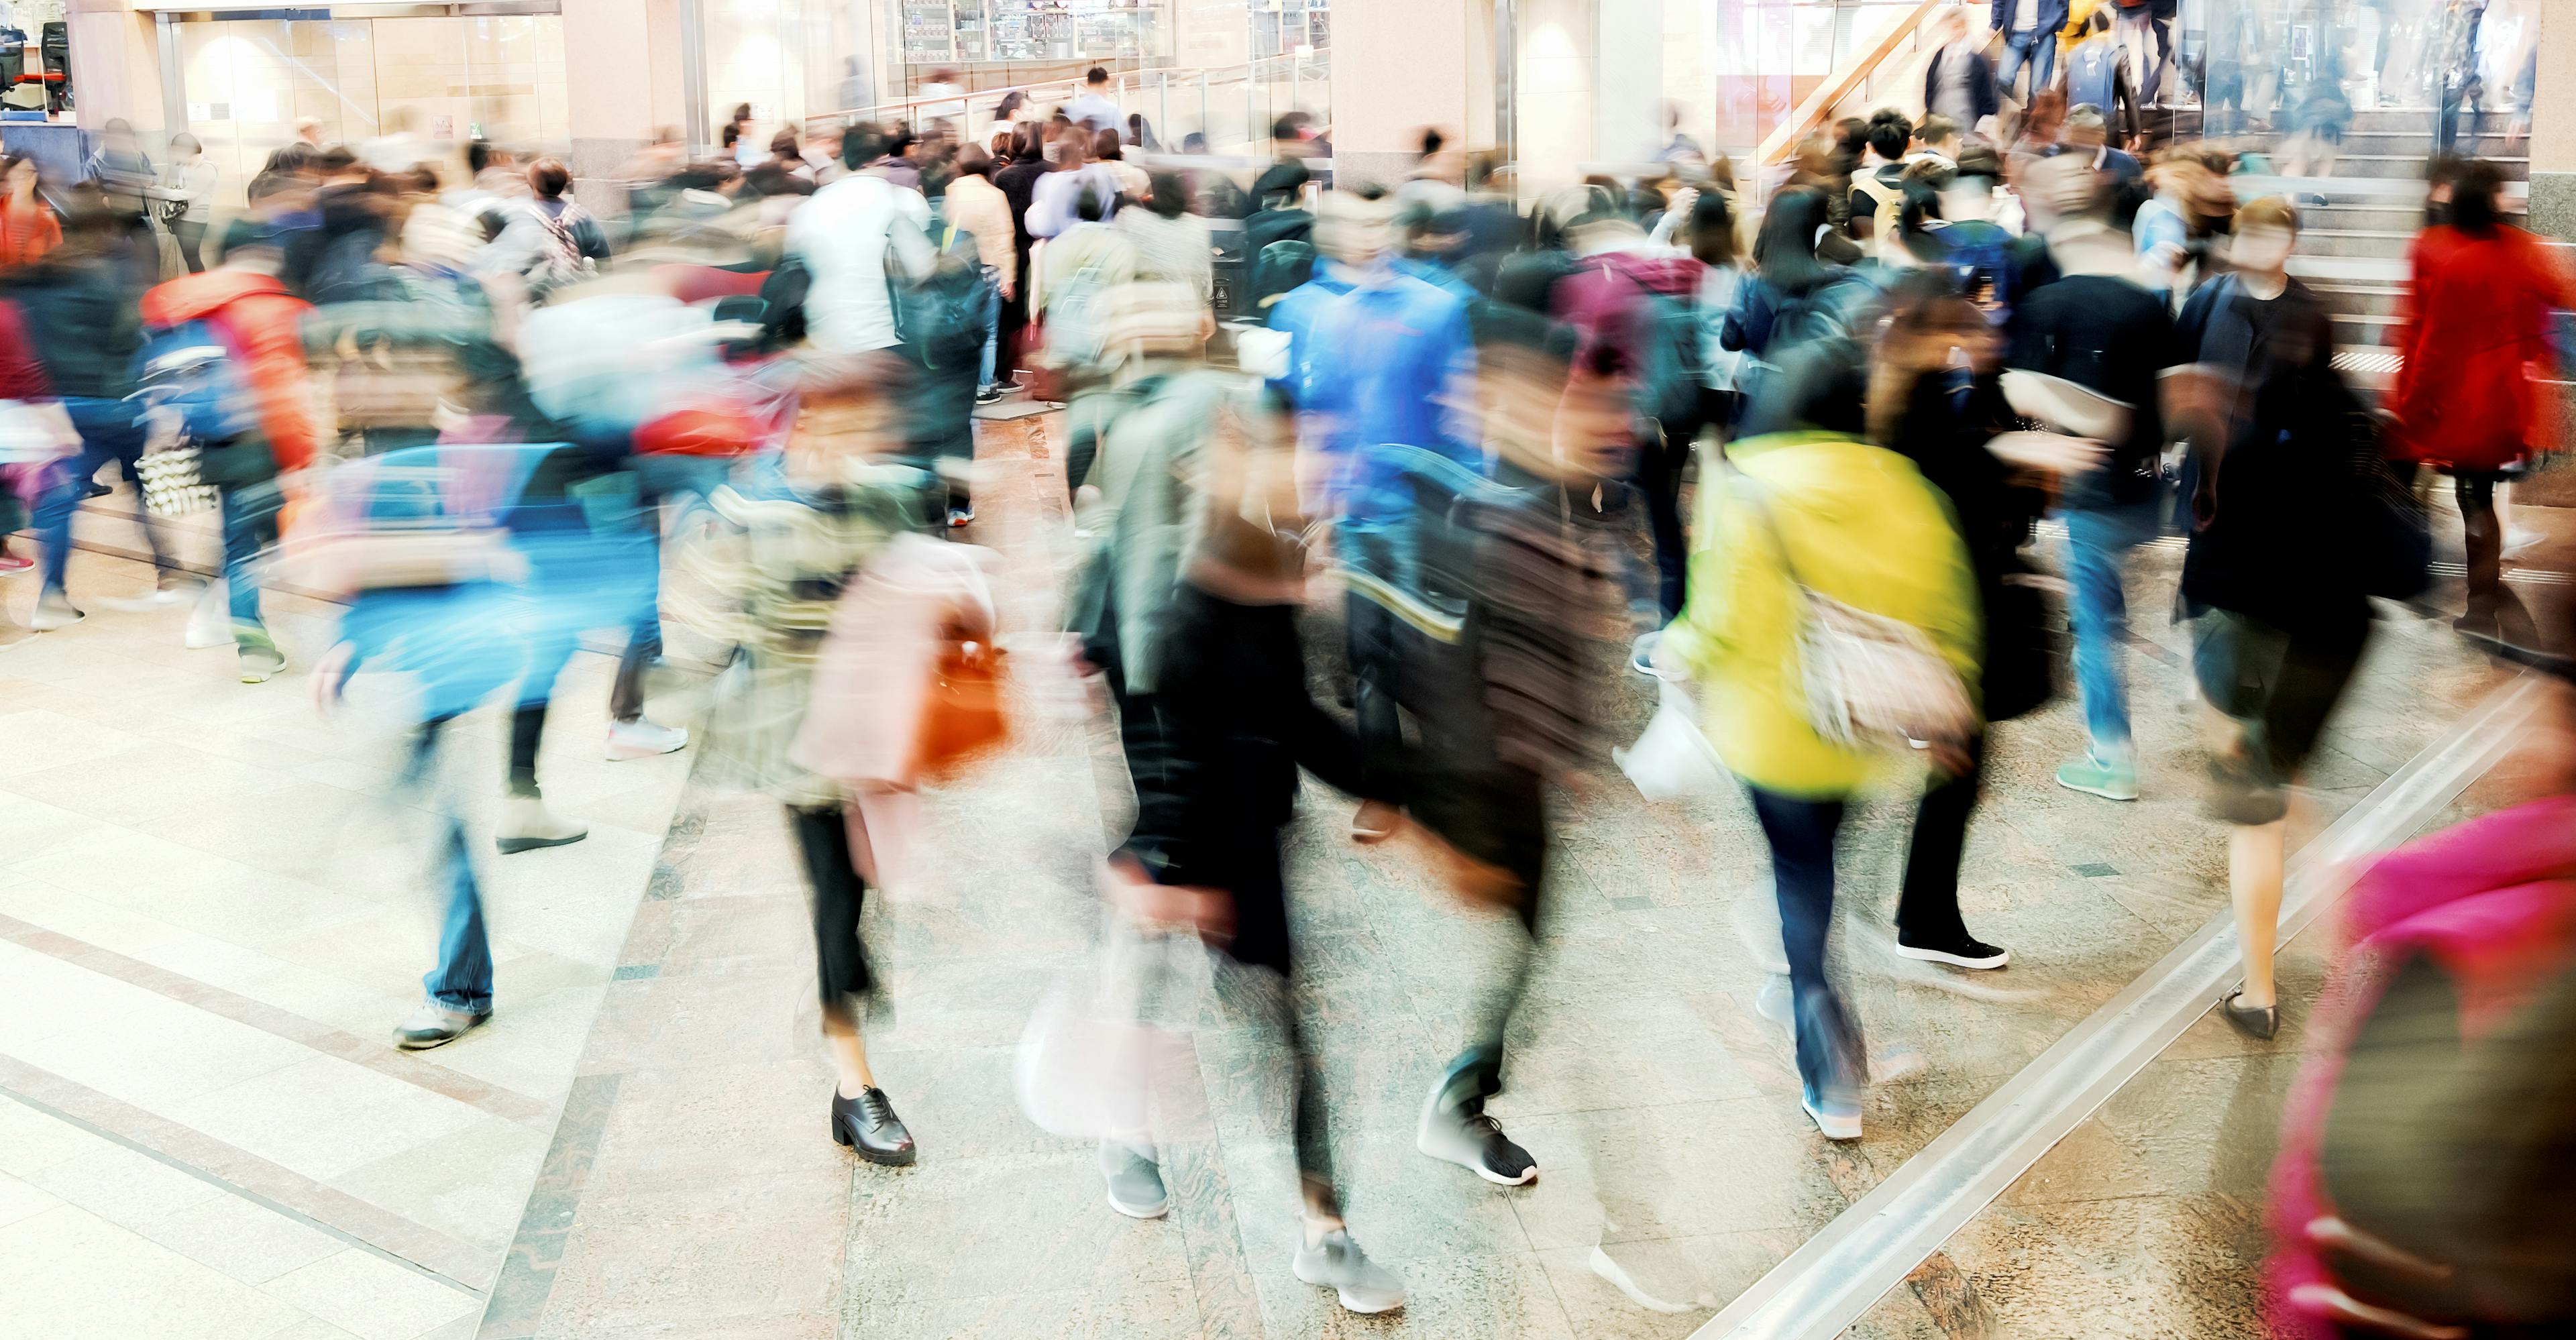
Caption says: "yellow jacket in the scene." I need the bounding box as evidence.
[1662,432,1982,799]
[2063,0,2108,55]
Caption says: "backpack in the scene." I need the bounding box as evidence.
[2067,40,2119,115]
[1245,205,1315,317]
[524,201,597,298]
[1936,220,2019,325]
[891,219,991,372]
[132,318,257,447]
[1851,170,1904,247]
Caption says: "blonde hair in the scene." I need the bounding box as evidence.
[2235,194,2300,237]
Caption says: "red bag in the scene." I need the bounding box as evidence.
[909,624,1008,781]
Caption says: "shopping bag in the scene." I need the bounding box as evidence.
[136,445,217,517]
[1614,678,1728,800]
[1014,895,1195,1145]
[909,626,1008,781]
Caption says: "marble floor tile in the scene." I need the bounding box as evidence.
[260,1248,484,1340]
[0,1203,316,1340]
[130,1188,351,1286]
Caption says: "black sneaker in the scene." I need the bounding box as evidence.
[1417,1091,1536,1186]
[974,386,1005,405]
[1895,928,2009,970]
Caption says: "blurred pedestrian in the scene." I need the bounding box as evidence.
[2386,158,2572,637]
[160,133,217,275]
[1662,339,1981,1140]
[0,153,59,268]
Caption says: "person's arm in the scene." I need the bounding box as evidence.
[1027,174,1073,239]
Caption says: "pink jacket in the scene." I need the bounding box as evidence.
[2264,794,2576,1337]
[790,533,998,787]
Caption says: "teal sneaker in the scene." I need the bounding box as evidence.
[2055,754,2139,801]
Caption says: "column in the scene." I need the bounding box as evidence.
[2531,0,2575,242]
[1330,0,1474,188]
[1595,0,1662,168]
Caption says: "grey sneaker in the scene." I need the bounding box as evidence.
[2055,753,2139,801]
[392,1001,490,1050]
[1293,1228,1405,1315]
[238,636,286,684]
[1099,1141,1169,1219]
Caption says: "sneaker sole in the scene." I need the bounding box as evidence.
[2054,777,2139,801]
[1415,1131,1538,1186]
[1104,1190,1170,1219]
[1291,1262,1403,1315]
[392,1016,490,1051]
[496,832,590,855]
[1895,944,2010,970]
[1801,1098,1862,1141]
[604,743,688,761]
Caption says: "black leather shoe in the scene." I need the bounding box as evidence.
[2221,991,2279,1040]
[832,1086,916,1166]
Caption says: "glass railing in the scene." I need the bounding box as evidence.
[806,48,1327,156]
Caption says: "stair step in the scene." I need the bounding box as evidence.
[2331,154,2528,181]
[2308,284,2404,319]
[2294,228,2419,260]
[2347,108,2518,134]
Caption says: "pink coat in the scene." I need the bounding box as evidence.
[789,533,998,787]
[2263,794,2576,1337]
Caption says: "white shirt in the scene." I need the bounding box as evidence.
[1066,91,1122,132]
[788,172,934,354]
[2014,0,2043,31]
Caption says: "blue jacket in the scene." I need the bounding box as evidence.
[1284,266,1478,526]
[1989,0,2072,34]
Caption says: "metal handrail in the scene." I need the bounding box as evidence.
[1753,0,1947,167]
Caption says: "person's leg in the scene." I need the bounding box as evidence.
[2059,502,2153,793]
[496,636,587,850]
[1748,787,1862,1127]
[1636,430,1689,623]
[2143,13,2174,105]
[2116,9,2153,102]
[977,266,1002,394]
[83,402,176,583]
[794,802,914,1162]
[2229,820,2288,1008]
[34,447,103,603]
[1897,734,2004,964]
[1999,30,2034,103]
[2031,26,2056,97]
[395,719,496,1048]
[2457,472,2502,614]
[174,219,207,274]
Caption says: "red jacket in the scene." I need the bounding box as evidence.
[2388,224,2575,473]
[0,298,50,400]
[139,270,321,473]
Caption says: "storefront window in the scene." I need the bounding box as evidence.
[172,9,568,207]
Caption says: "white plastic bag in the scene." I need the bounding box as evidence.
[1613,678,1727,801]
[1014,890,1194,1145]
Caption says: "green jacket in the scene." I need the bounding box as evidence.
[1663,431,1982,799]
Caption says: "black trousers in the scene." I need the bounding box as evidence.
[1898,733,1986,942]
[792,803,875,1023]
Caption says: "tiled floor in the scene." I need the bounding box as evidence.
[8,435,2548,1339]
[1,500,697,1338]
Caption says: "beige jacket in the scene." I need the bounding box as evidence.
[943,172,1017,298]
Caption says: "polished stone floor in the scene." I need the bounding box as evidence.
[1,415,2546,1339]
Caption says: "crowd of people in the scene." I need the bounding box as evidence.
[1,27,2573,1327]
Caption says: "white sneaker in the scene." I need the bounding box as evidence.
[1754,974,1793,1030]
[184,580,231,648]
[30,594,83,631]
[495,795,589,854]
[1292,1228,1405,1315]
[605,718,689,761]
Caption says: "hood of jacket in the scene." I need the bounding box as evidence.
[141,268,296,329]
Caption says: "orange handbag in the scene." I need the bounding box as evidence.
[910,622,1008,781]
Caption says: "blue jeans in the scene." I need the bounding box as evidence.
[1998,27,2057,103]
[977,265,1002,392]
[218,480,280,643]
[37,396,170,596]
[1748,787,1863,1103]
[2061,500,2161,761]
[407,718,492,1014]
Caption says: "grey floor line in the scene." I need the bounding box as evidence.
[1691,671,2546,1340]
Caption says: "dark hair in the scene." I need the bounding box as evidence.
[1952,144,2004,185]
[1752,184,1837,295]
[1093,127,1122,161]
[1833,117,1870,159]
[262,142,319,176]
[1897,178,1948,256]
[1866,109,1913,162]
[769,127,800,158]
[315,146,359,177]
[1147,170,1187,219]
[1074,183,1107,224]
[527,156,572,199]
[1086,66,1109,84]
[466,139,494,176]
[731,102,753,123]
[1011,122,1044,164]
[245,170,296,205]
[1420,127,1446,159]
[842,121,888,170]
[2449,158,2507,235]
[955,144,995,179]
[1915,114,1958,148]
[171,132,203,156]
[1688,188,1737,267]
